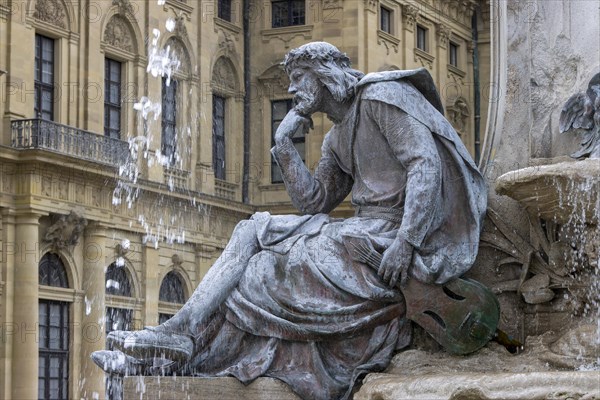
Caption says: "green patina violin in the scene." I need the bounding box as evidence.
[344,236,502,355]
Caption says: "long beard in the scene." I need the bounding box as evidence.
[294,91,317,115]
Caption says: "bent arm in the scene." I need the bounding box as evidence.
[272,134,352,215]
[366,100,441,248]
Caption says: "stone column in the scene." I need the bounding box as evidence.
[79,224,107,400]
[143,243,160,327]
[0,209,15,399]
[11,212,41,400]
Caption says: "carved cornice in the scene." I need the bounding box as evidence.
[164,0,193,18]
[0,4,10,21]
[436,23,451,48]
[261,25,313,49]
[364,0,378,13]
[34,0,67,29]
[447,64,466,84]
[414,47,434,70]
[401,3,420,32]
[214,17,242,36]
[377,30,400,55]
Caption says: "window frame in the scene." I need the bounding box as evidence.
[212,94,227,181]
[218,0,232,22]
[380,5,392,34]
[104,58,122,139]
[416,24,428,52]
[161,77,178,165]
[38,300,70,400]
[449,41,459,67]
[34,34,55,121]
[271,0,306,28]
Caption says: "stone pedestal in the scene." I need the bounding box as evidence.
[354,343,600,400]
[355,371,600,400]
[123,377,302,400]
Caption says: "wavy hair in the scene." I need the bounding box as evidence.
[283,42,364,103]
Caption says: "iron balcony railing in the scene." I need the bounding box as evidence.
[11,119,129,165]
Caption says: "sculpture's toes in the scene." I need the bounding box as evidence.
[91,350,145,376]
[108,328,194,362]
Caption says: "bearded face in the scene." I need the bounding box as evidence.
[287,67,325,116]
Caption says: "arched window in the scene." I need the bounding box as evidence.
[105,263,134,334]
[38,253,69,400]
[39,253,69,288]
[105,262,132,297]
[158,271,186,324]
[159,271,186,304]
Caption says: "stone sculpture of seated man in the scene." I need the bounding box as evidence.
[93,41,487,400]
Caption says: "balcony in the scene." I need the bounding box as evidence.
[11,119,129,166]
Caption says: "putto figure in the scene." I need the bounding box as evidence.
[560,72,600,159]
[93,42,487,400]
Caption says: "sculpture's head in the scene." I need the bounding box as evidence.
[283,42,364,115]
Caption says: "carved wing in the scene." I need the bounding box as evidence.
[559,92,594,133]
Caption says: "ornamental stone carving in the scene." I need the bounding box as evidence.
[436,23,451,48]
[112,0,135,16]
[218,32,235,57]
[165,37,190,74]
[34,0,67,29]
[323,0,342,9]
[104,15,134,52]
[44,211,88,249]
[363,0,378,13]
[212,57,236,92]
[258,65,290,98]
[174,15,190,44]
[401,3,419,31]
[447,97,470,136]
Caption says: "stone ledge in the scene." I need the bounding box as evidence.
[354,371,600,400]
[123,376,302,400]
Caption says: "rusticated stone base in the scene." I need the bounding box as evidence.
[123,376,302,400]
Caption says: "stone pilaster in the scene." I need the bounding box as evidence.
[79,224,107,400]
[0,209,15,399]
[143,243,160,327]
[11,212,42,400]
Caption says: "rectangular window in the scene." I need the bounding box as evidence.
[34,34,55,121]
[271,99,305,183]
[39,300,69,400]
[380,6,391,34]
[272,0,305,28]
[161,77,178,164]
[218,0,232,21]
[416,25,428,52]
[449,42,459,67]
[104,58,122,139]
[212,95,226,180]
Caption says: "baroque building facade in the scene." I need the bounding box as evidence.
[0,0,489,398]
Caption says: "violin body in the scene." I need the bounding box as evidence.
[402,276,500,355]
[343,235,500,355]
